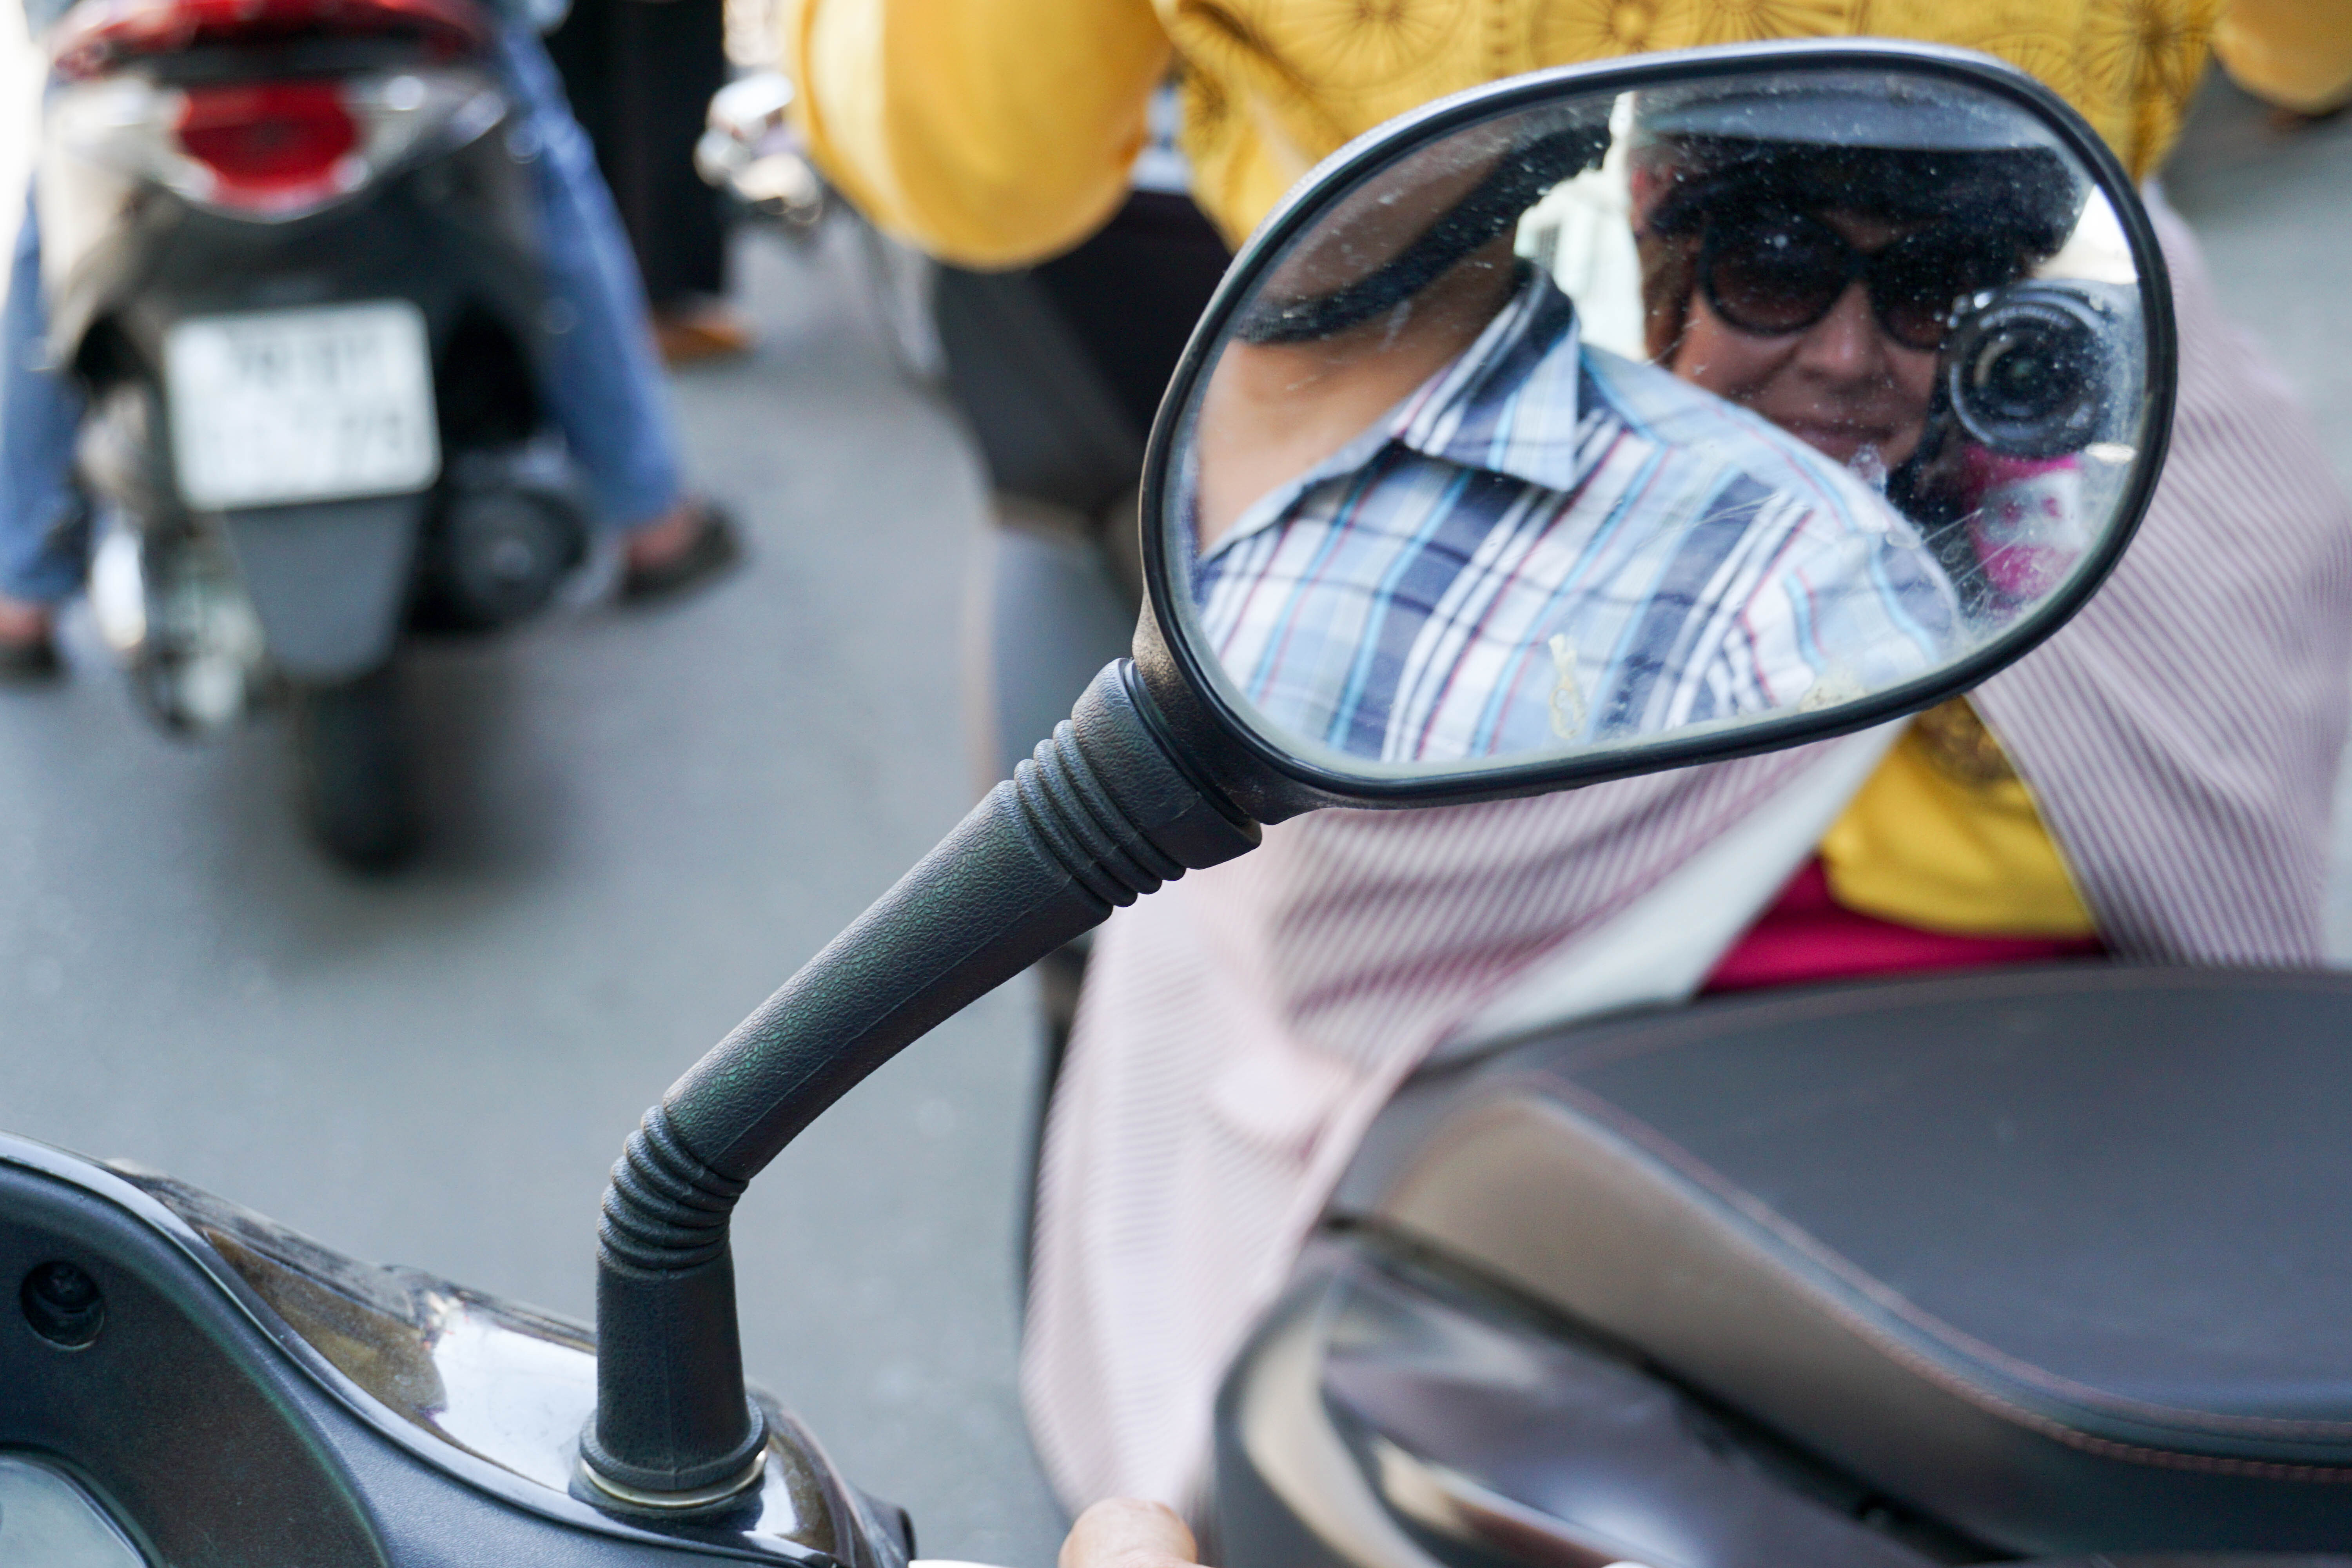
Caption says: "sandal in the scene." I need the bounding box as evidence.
[0,635,62,682]
[653,303,755,366]
[621,502,744,605]
[0,604,62,682]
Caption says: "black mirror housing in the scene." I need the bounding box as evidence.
[1135,39,2175,821]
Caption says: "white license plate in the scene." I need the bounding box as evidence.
[165,301,440,510]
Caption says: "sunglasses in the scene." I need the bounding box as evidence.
[1697,208,2025,352]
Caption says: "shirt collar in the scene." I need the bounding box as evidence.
[1390,266,1588,493]
[1210,269,1590,555]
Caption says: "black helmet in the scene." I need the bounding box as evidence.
[1631,72,2088,256]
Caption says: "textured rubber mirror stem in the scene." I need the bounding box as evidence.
[581,661,1261,1511]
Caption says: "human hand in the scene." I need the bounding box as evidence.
[1058,1499,1201,1568]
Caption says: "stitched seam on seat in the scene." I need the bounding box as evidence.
[1491,1076,2352,1458]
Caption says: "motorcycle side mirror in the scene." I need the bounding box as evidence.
[577,38,2174,1532]
[1129,40,2171,817]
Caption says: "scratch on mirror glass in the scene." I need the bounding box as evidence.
[1547,633,1588,740]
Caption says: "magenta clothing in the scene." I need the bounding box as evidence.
[1962,448,2087,600]
[1703,858,2105,993]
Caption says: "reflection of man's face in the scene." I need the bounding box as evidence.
[1670,211,1938,471]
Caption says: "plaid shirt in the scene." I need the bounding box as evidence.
[1193,273,1961,765]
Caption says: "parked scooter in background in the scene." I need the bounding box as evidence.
[36,0,592,867]
[695,73,826,240]
[2,41,2314,1568]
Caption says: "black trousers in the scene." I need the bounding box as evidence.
[935,191,1232,521]
[935,190,1232,784]
[544,0,731,307]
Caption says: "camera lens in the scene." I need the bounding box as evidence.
[22,1259,106,1348]
[1945,282,2123,460]
[1976,325,2083,423]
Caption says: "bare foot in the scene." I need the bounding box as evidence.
[623,501,706,575]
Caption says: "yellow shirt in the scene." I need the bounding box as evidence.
[1822,699,2096,936]
[791,0,2223,265]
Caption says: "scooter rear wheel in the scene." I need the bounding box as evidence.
[291,663,419,871]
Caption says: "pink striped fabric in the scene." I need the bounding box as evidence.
[1018,194,2352,1523]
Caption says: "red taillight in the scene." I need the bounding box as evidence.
[49,0,490,80]
[176,82,359,207]
[47,64,501,222]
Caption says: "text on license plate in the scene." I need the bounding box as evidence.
[165,301,440,511]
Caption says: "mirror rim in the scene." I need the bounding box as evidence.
[1136,37,2178,809]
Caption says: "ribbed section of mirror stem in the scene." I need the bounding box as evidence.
[1013,714,1187,908]
[583,661,1258,1521]
[582,1104,766,1510]
[598,1105,745,1274]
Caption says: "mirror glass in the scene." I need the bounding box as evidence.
[1159,67,2156,779]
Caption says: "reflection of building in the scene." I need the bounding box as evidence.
[2036,189,2137,283]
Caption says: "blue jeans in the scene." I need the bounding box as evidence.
[0,23,685,605]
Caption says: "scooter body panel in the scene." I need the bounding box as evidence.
[220,494,424,680]
[41,103,546,378]
[0,1132,911,1568]
[1218,1234,1951,1568]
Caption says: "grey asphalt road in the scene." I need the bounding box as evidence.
[2169,78,2352,494]
[0,62,2347,1568]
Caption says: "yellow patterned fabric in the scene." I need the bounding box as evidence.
[791,0,2223,264]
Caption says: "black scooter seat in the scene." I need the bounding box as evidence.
[1337,966,2352,1554]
